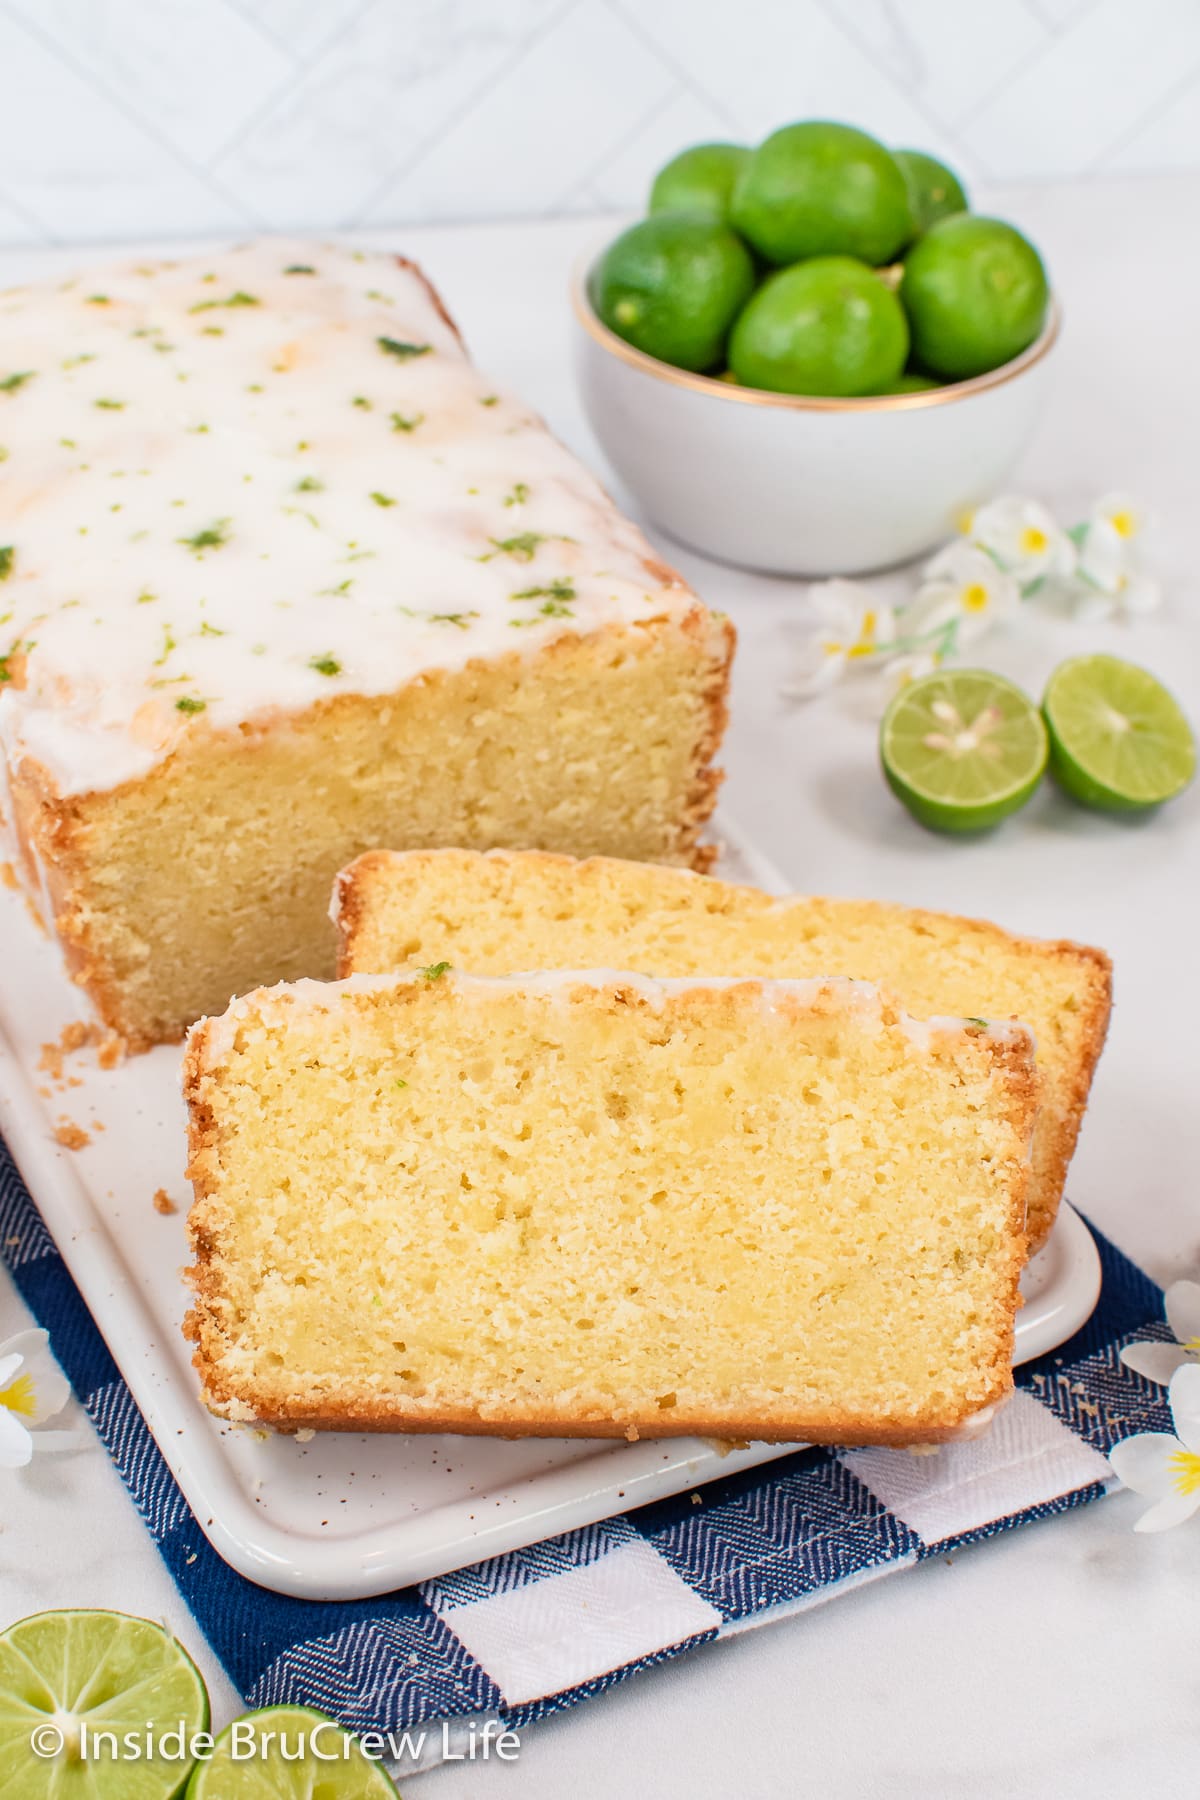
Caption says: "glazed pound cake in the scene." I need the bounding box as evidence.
[0,242,732,1049]
[333,849,1112,1251]
[184,968,1036,1443]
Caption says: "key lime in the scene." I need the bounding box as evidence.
[876,370,940,394]
[649,141,750,223]
[590,214,755,371]
[1043,654,1196,812]
[881,669,1048,833]
[0,1608,210,1797]
[731,121,915,266]
[900,215,1049,379]
[728,256,908,397]
[185,1706,398,1797]
[894,149,968,232]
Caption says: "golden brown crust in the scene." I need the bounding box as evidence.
[8,612,732,1049]
[190,1388,1011,1447]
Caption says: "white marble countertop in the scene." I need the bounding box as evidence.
[2,177,1198,1797]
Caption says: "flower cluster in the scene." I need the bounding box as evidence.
[1111,1282,1200,1532]
[783,493,1158,702]
[0,1329,73,1467]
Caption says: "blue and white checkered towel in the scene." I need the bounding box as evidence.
[0,1135,1172,1745]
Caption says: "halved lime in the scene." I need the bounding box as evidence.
[1043,654,1196,812]
[0,1608,210,1797]
[186,1705,398,1797]
[881,669,1048,833]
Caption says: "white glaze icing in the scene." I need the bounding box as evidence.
[0,240,697,801]
[195,967,1034,1064]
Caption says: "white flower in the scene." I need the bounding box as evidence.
[1073,516,1161,621]
[0,1329,72,1468]
[782,580,896,699]
[907,541,1021,648]
[1091,491,1151,545]
[881,649,941,699]
[966,494,1075,586]
[1120,1280,1200,1386]
[1109,1363,1200,1533]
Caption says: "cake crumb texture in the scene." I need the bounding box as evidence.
[335,849,1112,1251]
[184,970,1035,1443]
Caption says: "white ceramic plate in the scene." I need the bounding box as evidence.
[0,820,1101,1600]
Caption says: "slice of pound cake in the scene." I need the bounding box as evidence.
[183,968,1037,1443]
[0,242,731,1048]
[333,849,1112,1253]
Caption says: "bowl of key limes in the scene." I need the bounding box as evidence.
[572,121,1060,576]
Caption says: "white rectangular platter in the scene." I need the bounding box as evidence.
[0,818,1100,1600]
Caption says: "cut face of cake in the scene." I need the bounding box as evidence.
[183,969,1036,1444]
[0,243,732,1048]
[332,849,1112,1253]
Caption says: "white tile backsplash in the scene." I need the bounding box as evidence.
[363,3,676,223]
[0,0,1197,248]
[7,0,293,163]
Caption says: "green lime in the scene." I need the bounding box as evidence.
[875,370,940,394]
[894,149,968,232]
[900,214,1049,379]
[728,257,908,397]
[0,1608,210,1797]
[881,669,1048,833]
[649,141,750,223]
[590,214,755,371]
[1043,654,1196,812]
[731,121,914,266]
[186,1706,398,1797]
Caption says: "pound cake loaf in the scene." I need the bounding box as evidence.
[333,849,1112,1252]
[0,242,732,1049]
[184,968,1036,1443]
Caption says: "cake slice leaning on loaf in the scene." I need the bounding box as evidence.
[333,849,1112,1253]
[184,969,1037,1444]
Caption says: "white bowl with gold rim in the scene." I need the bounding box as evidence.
[571,258,1061,578]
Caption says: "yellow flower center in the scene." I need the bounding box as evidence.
[956,508,975,535]
[960,583,990,613]
[846,610,878,659]
[1169,1448,1200,1495]
[822,638,842,657]
[1020,525,1048,555]
[0,1371,37,1419]
[1110,509,1137,539]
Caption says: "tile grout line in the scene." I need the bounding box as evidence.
[948,9,1096,159]
[1083,54,1200,173]
[543,76,687,218]
[0,3,262,231]
[601,0,744,134]
[220,0,374,67]
[204,0,384,170]
[0,178,57,247]
[343,0,584,230]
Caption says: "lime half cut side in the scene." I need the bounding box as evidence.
[881,669,1048,833]
[185,1705,399,1797]
[0,1608,210,1799]
[1043,653,1196,812]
